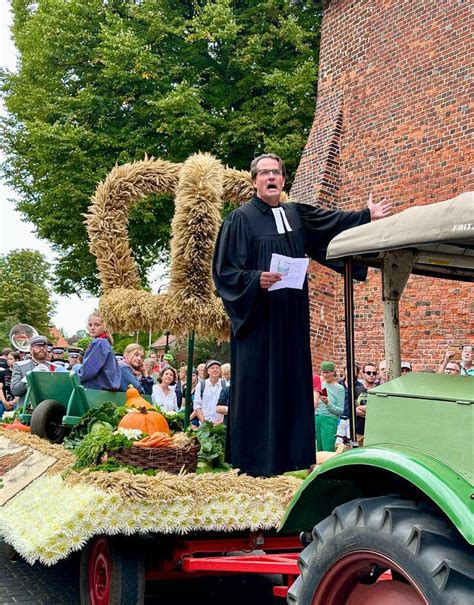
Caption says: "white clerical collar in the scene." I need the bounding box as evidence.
[271,206,292,234]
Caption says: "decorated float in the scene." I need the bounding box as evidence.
[0,154,307,604]
[1,155,471,605]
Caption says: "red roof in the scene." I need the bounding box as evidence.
[48,326,69,347]
[151,334,177,349]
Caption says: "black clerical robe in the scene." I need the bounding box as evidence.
[212,196,370,477]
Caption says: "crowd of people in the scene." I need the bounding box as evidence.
[2,309,472,458]
[313,344,473,452]
[3,312,233,425]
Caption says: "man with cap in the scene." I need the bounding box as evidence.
[160,353,175,372]
[315,361,345,452]
[11,335,56,408]
[67,348,83,370]
[401,361,412,375]
[193,360,225,425]
[51,346,69,369]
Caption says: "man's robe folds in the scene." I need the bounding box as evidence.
[212,196,370,476]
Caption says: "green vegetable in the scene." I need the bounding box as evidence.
[72,427,132,470]
[64,402,127,450]
[93,458,157,476]
[90,420,114,435]
[189,421,231,472]
[149,406,185,433]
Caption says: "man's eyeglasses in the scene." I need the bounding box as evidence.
[365,371,377,376]
[256,169,283,177]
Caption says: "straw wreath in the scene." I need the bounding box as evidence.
[85,153,287,338]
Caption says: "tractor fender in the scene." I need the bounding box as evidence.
[279,445,473,545]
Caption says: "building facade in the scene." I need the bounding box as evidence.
[291,0,473,372]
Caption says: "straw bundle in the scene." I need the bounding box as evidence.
[86,153,286,338]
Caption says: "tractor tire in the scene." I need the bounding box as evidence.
[288,496,474,605]
[30,399,66,443]
[80,536,145,605]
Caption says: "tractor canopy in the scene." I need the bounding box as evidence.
[326,190,474,281]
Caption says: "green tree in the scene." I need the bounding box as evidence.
[75,336,92,352]
[0,249,56,334]
[1,0,322,295]
[0,316,21,350]
[171,334,231,366]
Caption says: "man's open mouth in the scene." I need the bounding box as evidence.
[267,184,278,190]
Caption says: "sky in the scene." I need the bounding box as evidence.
[0,1,102,337]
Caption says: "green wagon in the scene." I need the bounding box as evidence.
[18,371,150,442]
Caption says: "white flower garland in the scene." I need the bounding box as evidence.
[0,475,286,566]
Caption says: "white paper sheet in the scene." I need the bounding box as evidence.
[268,253,309,291]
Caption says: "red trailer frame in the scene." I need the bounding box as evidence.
[145,533,302,599]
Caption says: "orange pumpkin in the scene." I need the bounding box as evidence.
[125,384,152,410]
[118,407,170,435]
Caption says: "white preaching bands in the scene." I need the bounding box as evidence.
[271,207,292,234]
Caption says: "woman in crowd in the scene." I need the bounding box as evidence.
[152,366,178,412]
[174,365,187,407]
[77,312,121,391]
[143,358,158,383]
[0,350,20,413]
[315,361,345,452]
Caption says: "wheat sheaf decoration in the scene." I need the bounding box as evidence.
[86,152,285,339]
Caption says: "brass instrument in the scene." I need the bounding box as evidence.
[9,324,39,352]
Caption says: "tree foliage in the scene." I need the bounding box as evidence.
[1,0,322,295]
[0,249,56,334]
[0,316,21,350]
[171,334,231,366]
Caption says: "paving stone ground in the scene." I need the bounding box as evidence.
[0,541,281,604]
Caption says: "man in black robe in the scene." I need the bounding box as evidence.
[212,154,391,477]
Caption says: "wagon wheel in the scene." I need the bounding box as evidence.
[30,399,66,443]
[80,536,145,605]
[288,496,474,605]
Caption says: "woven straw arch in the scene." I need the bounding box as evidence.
[86,153,285,339]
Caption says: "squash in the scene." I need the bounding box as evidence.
[125,384,152,410]
[118,407,170,435]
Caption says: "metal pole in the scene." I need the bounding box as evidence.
[184,331,195,430]
[343,258,358,445]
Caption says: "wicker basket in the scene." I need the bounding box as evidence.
[110,438,200,474]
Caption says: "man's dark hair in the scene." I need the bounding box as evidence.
[363,363,377,373]
[446,360,461,370]
[1,348,12,357]
[250,154,286,180]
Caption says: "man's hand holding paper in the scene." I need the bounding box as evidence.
[267,253,309,292]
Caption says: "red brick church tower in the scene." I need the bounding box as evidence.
[291,0,473,372]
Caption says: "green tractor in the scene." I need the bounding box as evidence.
[284,193,473,604]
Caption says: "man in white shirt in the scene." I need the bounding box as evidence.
[193,360,224,424]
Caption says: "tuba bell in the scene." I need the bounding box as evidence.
[9,324,39,352]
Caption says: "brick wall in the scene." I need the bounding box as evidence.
[291,0,474,375]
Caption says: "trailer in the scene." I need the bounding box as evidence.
[1,193,472,605]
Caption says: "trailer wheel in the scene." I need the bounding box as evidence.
[80,536,145,605]
[30,399,66,443]
[288,496,474,605]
